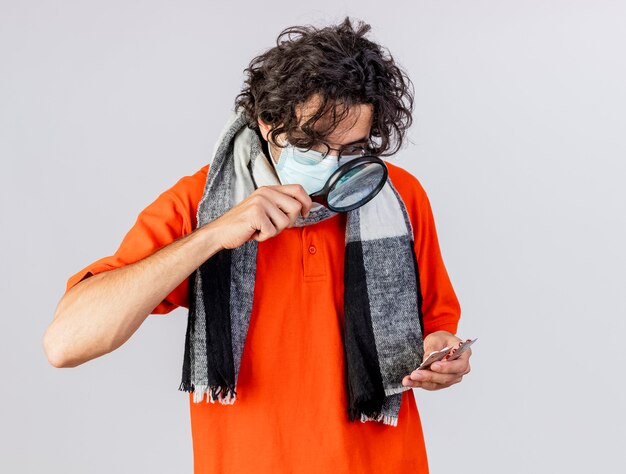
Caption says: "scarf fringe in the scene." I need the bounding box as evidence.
[384,386,409,397]
[360,412,399,427]
[181,384,237,405]
[178,380,194,392]
[179,383,238,405]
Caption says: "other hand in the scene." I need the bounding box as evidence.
[401,330,472,391]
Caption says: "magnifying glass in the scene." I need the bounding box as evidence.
[309,156,388,212]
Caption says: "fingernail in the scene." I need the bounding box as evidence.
[432,363,441,370]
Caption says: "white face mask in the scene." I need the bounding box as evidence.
[267,139,340,195]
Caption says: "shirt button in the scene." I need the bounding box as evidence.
[308,245,317,254]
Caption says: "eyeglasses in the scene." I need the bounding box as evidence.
[292,140,375,166]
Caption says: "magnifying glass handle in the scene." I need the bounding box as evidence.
[309,192,328,207]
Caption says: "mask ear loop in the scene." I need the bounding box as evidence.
[265,135,291,187]
[266,129,292,166]
[265,133,281,166]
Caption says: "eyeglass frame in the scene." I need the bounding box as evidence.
[288,138,378,166]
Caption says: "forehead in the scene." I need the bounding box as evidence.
[295,94,373,146]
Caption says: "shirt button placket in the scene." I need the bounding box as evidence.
[302,227,325,279]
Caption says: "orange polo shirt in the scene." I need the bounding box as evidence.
[65,161,461,473]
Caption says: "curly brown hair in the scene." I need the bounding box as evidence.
[233,16,414,157]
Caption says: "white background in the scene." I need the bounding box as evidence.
[2,1,624,472]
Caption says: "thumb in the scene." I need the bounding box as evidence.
[422,331,456,362]
[422,339,443,363]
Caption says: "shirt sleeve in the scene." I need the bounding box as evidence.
[412,184,462,336]
[64,189,193,315]
[389,165,462,337]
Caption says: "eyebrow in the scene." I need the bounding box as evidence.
[328,136,370,147]
[295,129,370,147]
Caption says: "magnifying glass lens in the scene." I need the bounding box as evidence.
[309,156,388,212]
[326,161,387,212]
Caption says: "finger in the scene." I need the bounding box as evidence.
[422,342,446,358]
[445,345,472,362]
[402,375,455,391]
[249,194,289,238]
[430,357,471,375]
[402,375,422,389]
[252,210,278,242]
[252,193,297,234]
[268,184,312,217]
[262,199,292,233]
[423,331,461,353]
[422,339,461,363]
[258,187,305,225]
[418,381,447,391]
[409,369,462,386]
[255,186,305,224]
[434,346,472,372]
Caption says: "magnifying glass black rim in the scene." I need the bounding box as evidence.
[310,155,388,213]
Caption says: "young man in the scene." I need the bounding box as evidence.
[45,17,471,473]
